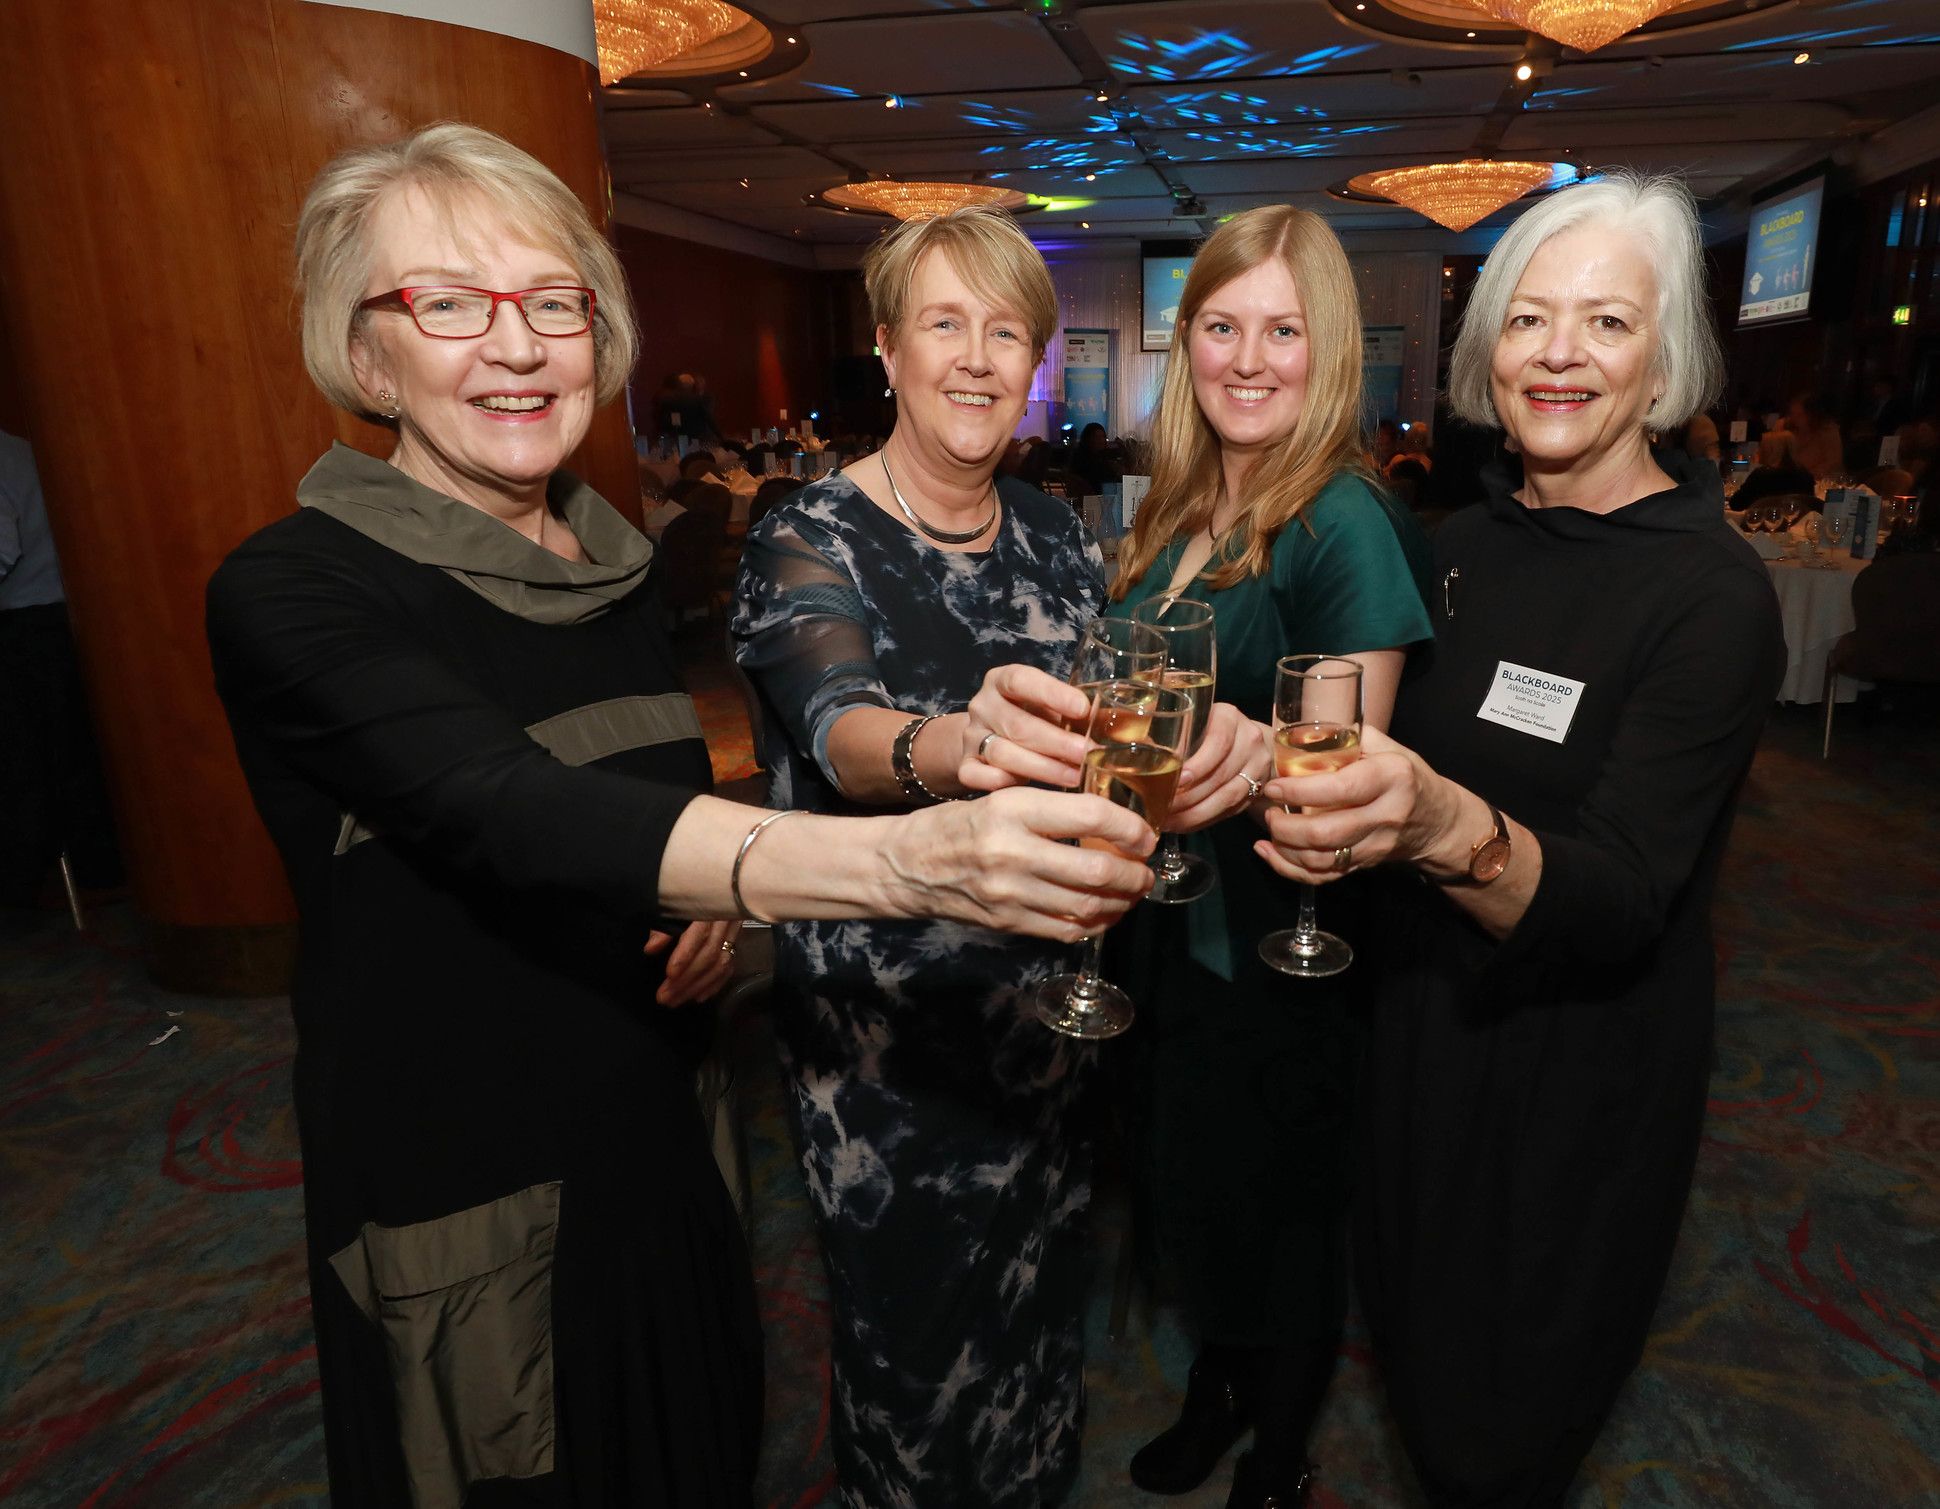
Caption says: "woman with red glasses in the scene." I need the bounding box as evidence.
[206,123,1156,1509]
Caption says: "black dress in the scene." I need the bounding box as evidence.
[207,445,760,1508]
[731,474,1106,1509]
[1357,453,1784,1507]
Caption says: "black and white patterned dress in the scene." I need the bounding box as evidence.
[732,472,1105,1509]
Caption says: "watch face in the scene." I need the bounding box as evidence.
[1472,836,1512,883]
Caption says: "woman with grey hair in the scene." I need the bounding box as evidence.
[1254,172,1783,1505]
[206,124,1156,1508]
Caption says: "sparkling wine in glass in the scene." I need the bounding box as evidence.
[1035,679,1196,1040]
[1129,595,1217,905]
[1068,618,1166,723]
[1259,655,1364,979]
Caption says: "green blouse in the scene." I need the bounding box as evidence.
[1113,471,1434,978]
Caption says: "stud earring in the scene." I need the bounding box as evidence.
[884,385,895,399]
[377,389,401,420]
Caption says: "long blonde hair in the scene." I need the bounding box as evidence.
[1112,206,1370,599]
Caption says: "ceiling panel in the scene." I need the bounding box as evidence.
[1076,0,1480,82]
[780,12,1078,99]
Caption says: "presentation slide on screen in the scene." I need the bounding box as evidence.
[1143,257,1194,351]
[1739,178,1824,326]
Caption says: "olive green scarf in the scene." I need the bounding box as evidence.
[296,442,652,625]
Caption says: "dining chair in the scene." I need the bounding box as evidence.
[1821,553,1940,756]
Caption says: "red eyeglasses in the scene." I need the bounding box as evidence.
[358,285,596,339]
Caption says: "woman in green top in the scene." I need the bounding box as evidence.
[1112,206,1432,1507]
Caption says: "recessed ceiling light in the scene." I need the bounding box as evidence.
[1466,30,1477,39]
[1443,266,1453,277]
[738,70,748,77]
[786,35,796,43]
[1793,51,1811,64]
[1080,221,1091,229]
[1515,62,1534,81]
[884,95,902,108]
[1085,173,1097,181]
[739,177,750,188]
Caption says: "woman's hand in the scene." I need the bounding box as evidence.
[1253,726,1461,884]
[1167,704,1268,834]
[958,663,1092,792]
[880,786,1155,942]
[644,918,744,1006]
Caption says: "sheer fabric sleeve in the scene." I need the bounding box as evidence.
[205,529,695,917]
[730,511,896,787]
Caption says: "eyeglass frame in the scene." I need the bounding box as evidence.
[357,284,598,340]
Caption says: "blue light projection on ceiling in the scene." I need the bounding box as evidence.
[1720,25,1889,49]
[1107,30,1375,83]
[1166,122,1395,161]
[798,81,861,98]
[1141,89,1330,128]
[958,100,1139,176]
[1524,85,1607,109]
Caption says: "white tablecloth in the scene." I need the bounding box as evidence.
[1766,554,1868,703]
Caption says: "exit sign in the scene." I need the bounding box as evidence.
[1893,304,1912,325]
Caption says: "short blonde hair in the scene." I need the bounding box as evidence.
[295,122,637,421]
[1447,171,1721,432]
[1113,205,1371,599]
[863,206,1058,358]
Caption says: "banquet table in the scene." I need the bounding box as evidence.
[1764,552,1868,703]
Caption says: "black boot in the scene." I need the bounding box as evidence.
[1226,1450,1316,1508]
[1129,1351,1255,1495]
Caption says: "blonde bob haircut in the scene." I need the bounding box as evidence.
[1113,205,1370,600]
[295,122,638,422]
[1446,171,1721,432]
[863,205,1058,360]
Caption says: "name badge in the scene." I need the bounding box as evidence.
[1477,660,1584,744]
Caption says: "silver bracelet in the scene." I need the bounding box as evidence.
[730,809,802,923]
[891,713,954,805]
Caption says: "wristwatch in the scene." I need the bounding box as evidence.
[1465,802,1512,884]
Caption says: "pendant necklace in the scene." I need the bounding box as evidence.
[880,450,997,545]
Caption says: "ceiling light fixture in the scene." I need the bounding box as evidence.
[1793,50,1810,64]
[1085,173,1097,181]
[1080,221,1091,229]
[1348,159,1559,232]
[884,95,902,108]
[817,180,1039,220]
[1515,61,1534,80]
[1456,0,1685,55]
[593,0,757,83]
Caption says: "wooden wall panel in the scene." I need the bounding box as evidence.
[0,0,638,951]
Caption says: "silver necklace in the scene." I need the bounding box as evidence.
[879,450,997,545]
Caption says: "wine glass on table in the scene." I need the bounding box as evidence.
[1823,509,1849,560]
[1129,596,1217,904]
[1034,679,1196,1040]
[1259,655,1364,979]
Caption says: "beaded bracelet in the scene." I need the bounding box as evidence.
[891,713,954,805]
[730,809,802,923]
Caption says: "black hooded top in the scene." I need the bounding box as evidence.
[1352,450,1785,1504]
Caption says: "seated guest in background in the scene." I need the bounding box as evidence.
[1106,204,1431,1508]
[1072,420,1123,491]
[1679,407,1720,464]
[210,126,1158,1509]
[1371,416,1400,470]
[1733,429,1815,510]
[1384,425,1434,477]
[733,204,1239,1509]
[1259,171,1783,1508]
[0,429,122,919]
[1783,391,1843,481]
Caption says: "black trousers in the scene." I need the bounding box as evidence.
[0,601,120,905]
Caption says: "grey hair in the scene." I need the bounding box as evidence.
[295,122,638,421]
[1447,171,1722,431]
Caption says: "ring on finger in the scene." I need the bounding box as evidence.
[1239,771,1263,801]
[720,940,737,955]
[977,730,1001,761]
[1333,844,1354,872]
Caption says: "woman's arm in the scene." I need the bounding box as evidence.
[1260,570,1783,952]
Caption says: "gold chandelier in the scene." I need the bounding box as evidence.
[1348,160,1558,232]
[819,181,1037,221]
[1460,0,1684,52]
[593,0,757,84]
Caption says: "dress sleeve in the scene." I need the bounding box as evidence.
[1494,562,1784,966]
[205,531,695,917]
[730,509,895,786]
[1285,477,1434,653]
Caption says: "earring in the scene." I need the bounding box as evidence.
[884,385,895,399]
[377,389,401,420]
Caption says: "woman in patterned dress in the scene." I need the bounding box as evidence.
[733,208,1249,1507]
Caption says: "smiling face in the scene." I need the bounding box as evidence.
[1187,259,1311,466]
[1490,222,1663,475]
[878,249,1035,475]
[350,185,596,511]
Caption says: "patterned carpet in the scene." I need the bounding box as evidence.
[1,699,1935,1507]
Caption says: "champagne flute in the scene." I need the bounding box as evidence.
[1259,655,1364,979]
[1068,617,1166,695]
[1034,679,1196,1039]
[1129,596,1217,905]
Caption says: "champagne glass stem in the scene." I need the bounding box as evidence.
[1294,883,1321,950]
[1154,831,1187,881]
